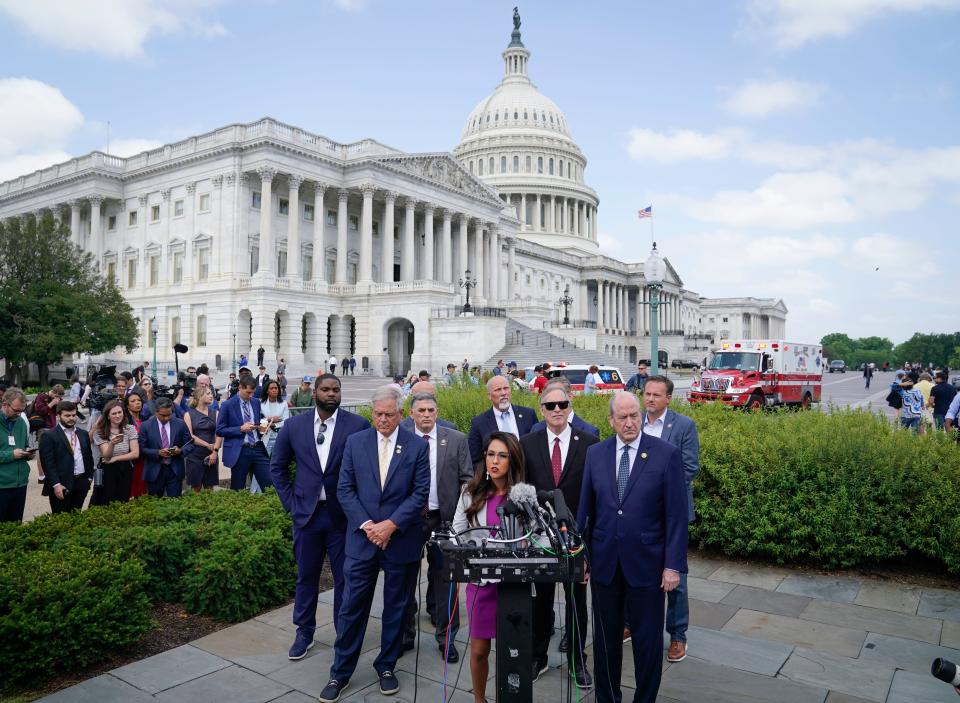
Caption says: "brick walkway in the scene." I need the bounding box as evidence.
[37,554,960,702]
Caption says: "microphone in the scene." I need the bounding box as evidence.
[550,489,578,531]
[537,490,568,553]
[510,483,559,549]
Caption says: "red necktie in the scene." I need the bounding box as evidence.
[551,437,562,486]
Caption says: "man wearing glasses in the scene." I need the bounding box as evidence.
[269,373,370,661]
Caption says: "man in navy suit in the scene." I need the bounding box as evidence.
[139,397,192,497]
[319,385,430,702]
[640,375,699,663]
[467,374,538,464]
[216,377,274,492]
[578,392,688,703]
[270,373,371,660]
[530,376,601,437]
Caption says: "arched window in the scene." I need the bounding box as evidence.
[469,161,474,174]
[500,156,507,172]
[548,158,554,175]
[537,157,543,173]
[525,156,531,172]
[489,157,494,173]
[559,159,564,176]
[524,110,528,119]
[513,110,518,120]
[478,160,484,176]
[513,155,519,172]
[486,114,490,123]
[494,112,499,121]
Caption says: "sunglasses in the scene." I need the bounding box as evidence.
[316,422,327,445]
[541,400,570,411]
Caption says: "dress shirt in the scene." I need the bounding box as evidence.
[416,425,439,510]
[313,408,339,500]
[158,419,172,464]
[60,423,85,477]
[546,423,571,474]
[642,412,666,439]
[241,399,256,444]
[361,426,399,529]
[494,405,520,437]
[614,434,641,480]
[947,393,960,421]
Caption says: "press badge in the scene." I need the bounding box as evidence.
[8,436,15,446]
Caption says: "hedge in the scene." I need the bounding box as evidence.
[0,490,295,687]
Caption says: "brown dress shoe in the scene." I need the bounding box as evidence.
[667,640,687,662]
[622,628,631,643]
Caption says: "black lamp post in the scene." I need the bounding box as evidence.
[558,284,574,326]
[458,269,477,313]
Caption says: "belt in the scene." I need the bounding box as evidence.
[425,509,441,518]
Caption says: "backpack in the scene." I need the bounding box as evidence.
[25,398,45,432]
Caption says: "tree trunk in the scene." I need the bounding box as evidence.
[38,362,49,387]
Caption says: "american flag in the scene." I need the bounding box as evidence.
[637,206,652,219]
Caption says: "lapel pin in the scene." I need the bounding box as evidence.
[667,423,673,429]
[573,435,580,441]
[440,439,447,446]
[395,447,402,455]
[641,452,648,459]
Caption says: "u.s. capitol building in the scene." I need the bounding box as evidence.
[0,18,785,377]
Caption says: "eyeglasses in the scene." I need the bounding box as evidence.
[541,400,570,411]
[316,422,327,445]
[484,451,510,460]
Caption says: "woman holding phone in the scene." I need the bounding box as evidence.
[91,399,139,505]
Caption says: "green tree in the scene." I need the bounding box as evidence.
[893,333,960,368]
[0,214,138,385]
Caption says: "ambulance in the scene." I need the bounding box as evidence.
[689,340,822,409]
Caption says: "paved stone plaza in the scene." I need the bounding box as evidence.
[37,553,960,702]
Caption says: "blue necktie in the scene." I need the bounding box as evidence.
[242,401,255,445]
[617,445,631,502]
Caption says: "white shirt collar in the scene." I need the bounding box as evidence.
[645,411,666,427]
[615,434,641,454]
[378,426,399,445]
[315,408,338,428]
[547,422,571,444]
[495,404,513,416]
[416,423,437,440]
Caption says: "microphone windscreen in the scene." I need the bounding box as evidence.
[509,482,538,506]
[536,489,554,506]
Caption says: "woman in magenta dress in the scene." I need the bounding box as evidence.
[452,431,526,703]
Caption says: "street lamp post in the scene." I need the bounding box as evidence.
[150,318,159,381]
[558,284,574,326]
[458,268,477,314]
[232,326,237,374]
[644,243,666,375]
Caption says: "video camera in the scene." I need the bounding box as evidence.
[87,365,119,411]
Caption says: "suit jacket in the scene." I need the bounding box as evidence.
[531,412,600,438]
[467,405,538,465]
[577,433,688,589]
[216,394,264,468]
[139,415,192,483]
[648,409,700,522]
[39,425,95,495]
[269,408,371,529]
[406,424,474,522]
[400,416,456,431]
[521,426,599,522]
[337,427,430,564]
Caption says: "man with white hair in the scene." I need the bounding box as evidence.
[320,385,430,702]
[466,374,538,464]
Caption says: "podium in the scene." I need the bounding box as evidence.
[440,544,585,702]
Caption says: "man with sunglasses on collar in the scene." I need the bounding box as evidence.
[270,373,370,661]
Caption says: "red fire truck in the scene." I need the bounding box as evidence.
[689,339,822,409]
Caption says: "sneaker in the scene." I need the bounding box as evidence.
[318,679,348,703]
[572,663,593,689]
[532,659,549,682]
[287,632,314,660]
[378,670,400,695]
[667,640,687,662]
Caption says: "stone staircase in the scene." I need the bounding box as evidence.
[482,318,628,371]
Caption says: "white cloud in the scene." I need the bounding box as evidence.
[851,233,941,279]
[626,128,736,163]
[747,0,960,49]
[0,78,83,156]
[0,0,230,59]
[108,138,165,156]
[0,150,73,182]
[724,78,825,118]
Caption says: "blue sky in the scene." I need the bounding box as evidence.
[1,0,958,343]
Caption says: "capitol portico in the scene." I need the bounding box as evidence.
[0,17,785,377]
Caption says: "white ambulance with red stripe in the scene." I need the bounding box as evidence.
[689,340,822,409]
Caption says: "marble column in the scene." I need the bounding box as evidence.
[184,183,196,283]
[381,192,396,283]
[160,189,171,282]
[596,280,604,329]
[473,220,484,300]
[506,236,516,300]
[519,193,526,229]
[457,215,468,281]
[336,189,349,283]
[440,208,452,283]
[257,168,276,276]
[488,225,499,303]
[358,183,374,284]
[89,196,104,269]
[313,183,326,282]
[287,175,303,279]
[534,194,541,231]
[422,204,434,281]
[69,200,82,248]
[573,201,579,236]
[402,198,416,282]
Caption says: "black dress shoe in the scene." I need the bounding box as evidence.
[532,659,549,682]
[572,664,593,689]
[401,638,415,653]
[439,643,460,662]
[558,635,569,653]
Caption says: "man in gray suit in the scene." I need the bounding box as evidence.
[640,375,699,662]
[401,391,474,661]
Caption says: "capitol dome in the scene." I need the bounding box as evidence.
[453,16,599,254]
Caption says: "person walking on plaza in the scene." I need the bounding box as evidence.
[277,357,286,377]
[184,387,221,493]
[139,397,191,498]
[40,401,95,514]
[639,375,699,662]
[319,386,430,702]
[625,363,649,393]
[467,375,538,464]
[0,388,31,523]
[329,354,338,376]
[401,391,474,662]
[90,399,139,506]
[217,377,274,492]
[452,432,525,703]
[349,355,357,375]
[897,376,925,433]
[271,373,371,660]
[578,392,688,703]
[239,353,248,369]
[863,362,874,389]
[930,371,957,431]
[288,376,314,416]
[341,357,349,376]
[523,385,598,688]
[257,345,266,368]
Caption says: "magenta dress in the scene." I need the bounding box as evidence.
[465,493,506,640]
